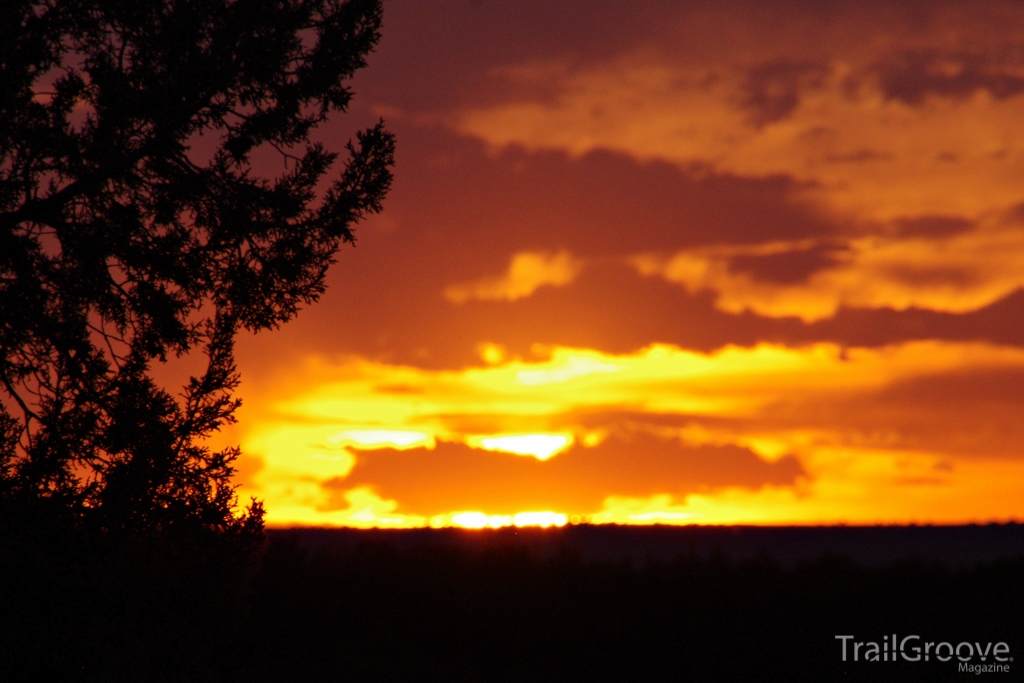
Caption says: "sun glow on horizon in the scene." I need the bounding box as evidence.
[447,511,569,529]
[228,338,1024,528]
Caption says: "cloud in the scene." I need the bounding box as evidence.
[444,250,584,303]
[783,369,1024,459]
[633,213,1024,320]
[228,129,854,369]
[739,59,830,126]
[309,486,426,528]
[226,339,1024,525]
[869,48,1024,105]
[330,432,804,516]
[591,453,1024,525]
[726,242,847,285]
[450,8,1024,222]
[245,342,1024,445]
[218,1,1024,526]
[242,245,1024,373]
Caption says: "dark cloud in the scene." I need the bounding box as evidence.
[880,264,980,289]
[1002,202,1024,224]
[359,0,679,113]
[232,127,848,368]
[431,262,794,363]
[727,243,847,285]
[235,236,1024,373]
[761,369,1024,459]
[260,260,797,369]
[329,431,805,515]
[351,0,1024,137]
[870,49,1024,105]
[377,127,840,259]
[822,149,893,164]
[740,60,829,126]
[892,215,975,238]
[804,290,1024,348]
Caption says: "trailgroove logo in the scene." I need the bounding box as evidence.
[836,635,1012,673]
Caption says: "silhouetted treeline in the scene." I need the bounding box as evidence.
[243,527,1021,683]
[269,522,1024,568]
[3,526,1021,682]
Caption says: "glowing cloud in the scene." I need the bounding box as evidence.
[516,354,621,385]
[262,486,426,528]
[456,49,1024,222]
[468,433,574,460]
[230,340,1024,526]
[632,219,1024,319]
[444,250,584,304]
[327,429,434,450]
[592,450,1024,526]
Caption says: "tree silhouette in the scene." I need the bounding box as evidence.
[0,0,393,543]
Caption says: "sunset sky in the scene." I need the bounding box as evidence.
[211,0,1024,527]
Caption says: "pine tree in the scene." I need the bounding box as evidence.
[1,1,393,678]
[0,0,393,543]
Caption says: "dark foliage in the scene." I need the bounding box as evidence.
[0,0,393,539]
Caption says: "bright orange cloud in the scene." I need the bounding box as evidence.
[631,215,1024,319]
[227,340,1024,527]
[444,250,584,303]
[456,44,1024,223]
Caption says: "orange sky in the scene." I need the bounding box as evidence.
[210,0,1024,527]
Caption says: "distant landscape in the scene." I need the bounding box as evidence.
[240,524,1024,682]
[4,519,1021,681]
[272,521,1024,568]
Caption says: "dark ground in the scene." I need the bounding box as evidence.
[3,523,1023,682]
[243,524,1024,683]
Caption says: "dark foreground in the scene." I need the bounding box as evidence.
[4,524,1023,682]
